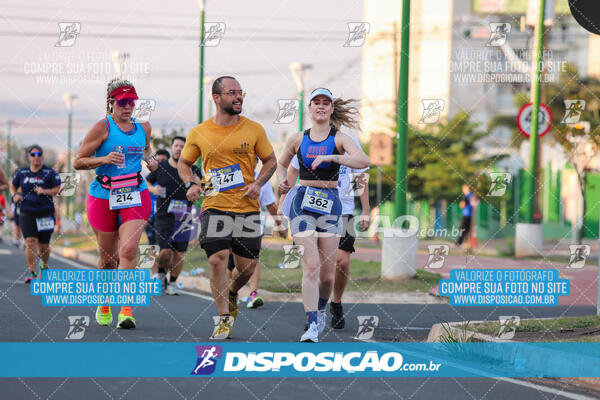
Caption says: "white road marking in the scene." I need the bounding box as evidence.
[178,289,215,302]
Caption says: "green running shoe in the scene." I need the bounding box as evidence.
[95,306,112,326]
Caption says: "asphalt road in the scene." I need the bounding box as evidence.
[0,239,598,400]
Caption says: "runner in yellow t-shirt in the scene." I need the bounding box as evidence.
[178,76,276,340]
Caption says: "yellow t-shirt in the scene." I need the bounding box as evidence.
[181,116,274,213]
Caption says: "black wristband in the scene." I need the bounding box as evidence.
[185,181,198,190]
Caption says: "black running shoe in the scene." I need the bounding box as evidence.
[330,302,345,329]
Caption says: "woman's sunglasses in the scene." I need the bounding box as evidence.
[29,152,42,157]
[112,98,136,108]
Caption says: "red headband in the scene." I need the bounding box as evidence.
[109,86,138,101]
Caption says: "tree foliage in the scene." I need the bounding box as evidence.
[365,112,503,207]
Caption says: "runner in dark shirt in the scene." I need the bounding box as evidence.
[146,136,202,295]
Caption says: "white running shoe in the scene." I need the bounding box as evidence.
[164,282,179,295]
[317,310,326,334]
[301,321,319,342]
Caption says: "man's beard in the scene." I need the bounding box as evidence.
[223,103,242,115]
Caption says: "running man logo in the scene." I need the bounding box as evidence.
[281,245,304,269]
[567,245,590,269]
[191,345,222,375]
[274,100,299,124]
[424,245,449,269]
[487,172,512,197]
[345,173,369,197]
[138,245,159,269]
[132,99,156,123]
[497,316,520,340]
[170,212,198,242]
[57,173,81,197]
[55,22,81,47]
[202,23,226,47]
[561,99,586,124]
[65,316,90,340]
[354,316,379,341]
[418,99,445,124]
[486,23,511,47]
[344,22,370,47]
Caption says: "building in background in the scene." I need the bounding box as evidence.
[360,0,599,145]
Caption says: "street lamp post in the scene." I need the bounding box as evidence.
[198,0,206,124]
[204,76,213,119]
[290,62,313,132]
[5,120,13,202]
[63,93,78,220]
[395,0,410,220]
[515,0,547,257]
[381,0,417,281]
[112,51,130,79]
[525,0,547,223]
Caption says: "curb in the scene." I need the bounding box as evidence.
[427,319,600,390]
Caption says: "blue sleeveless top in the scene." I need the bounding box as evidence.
[297,127,340,181]
[88,115,148,199]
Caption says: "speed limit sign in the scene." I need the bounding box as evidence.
[516,102,553,138]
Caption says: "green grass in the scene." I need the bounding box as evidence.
[467,315,600,336]
[181,247,442,294]
[52,232,98,251]
[559,335,600,342]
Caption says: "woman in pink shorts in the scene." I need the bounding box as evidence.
[74,78,153,329]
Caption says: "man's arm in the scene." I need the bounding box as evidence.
[38,185,62,197]
[358,174,371,231]
[266,201,287,238]
[0,167,8,191]
[178,157,203,202]
[255,152,277,186]
[141,122,156,167]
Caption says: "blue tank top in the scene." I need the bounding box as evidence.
[88,115,148,199]
[297,127,340,181]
